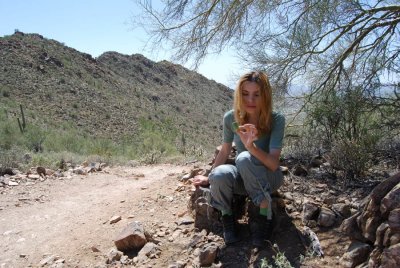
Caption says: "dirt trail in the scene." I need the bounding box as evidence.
[0,164,190,267]
[1,164,351,268]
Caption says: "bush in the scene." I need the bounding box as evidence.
[260,244,294,268]
[0,146,23,175]
[328,139,372,180]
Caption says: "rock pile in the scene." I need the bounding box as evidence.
[0,161,107,188]
[340,172,400,267]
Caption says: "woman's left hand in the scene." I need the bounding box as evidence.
[238,124,258,150]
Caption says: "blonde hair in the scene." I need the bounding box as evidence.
[233,71,273,135]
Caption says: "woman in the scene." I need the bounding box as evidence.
[193,71,285,248]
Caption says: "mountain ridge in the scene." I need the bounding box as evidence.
[0,31,233,158]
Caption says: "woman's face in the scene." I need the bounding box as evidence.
[241,81,261,116]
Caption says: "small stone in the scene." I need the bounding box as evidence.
[8,181,19,186]
[91,246,101,252]
[110,216,122,224]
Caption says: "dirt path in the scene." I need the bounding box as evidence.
[1,164,351,268]
[0,164,190,267]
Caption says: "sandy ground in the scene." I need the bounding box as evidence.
[0,164,192,267]
[0,164,350,268]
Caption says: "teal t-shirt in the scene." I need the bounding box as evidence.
[223,110,285,154]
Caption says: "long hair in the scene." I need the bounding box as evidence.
[233,71,273,135]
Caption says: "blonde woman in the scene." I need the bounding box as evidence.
[193,71,285,247]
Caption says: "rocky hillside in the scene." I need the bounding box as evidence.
[0,31,233,155]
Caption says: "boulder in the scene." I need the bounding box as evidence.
[380,243,400,268]
[388,208,400,232]
[332,203,352,218]
[317,207,336,227]
[340,241,372,268]
[340,172,400,266]
[380,183,400,217]
[114,221,147,252]
[302,202,319,222]
[198,242,219,266]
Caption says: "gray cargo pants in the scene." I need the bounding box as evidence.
[209,151,283,219]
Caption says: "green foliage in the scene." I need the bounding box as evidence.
[306,86,380,146]
[0,146,23,172]
[1,85,11,98]
[259,244,294,268]
[136,117,179,163]
[304,85,384,179]
[329,139,372,180]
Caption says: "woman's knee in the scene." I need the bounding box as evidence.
[209,164,236,187]
[235,151,252,171]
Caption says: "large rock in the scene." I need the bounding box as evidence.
[302,202,320,222]
[380,182,400,217]
[388,208,400,232]
[137,242,160,263]
[198,242,219,266]
[340,241,372,268]
[374,222,389,247]
[332,203,352,218]
[189,187,221,232]
[380,243,400,268]
[317,207,336,227]
[341,212,366,242]
[114,221,147,252]
[340,172,400,266]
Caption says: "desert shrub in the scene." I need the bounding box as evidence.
[305,85,384,179]
[0,146,23,174]
[328,138,372,180]
[283,127,324,162]
[306,86,380,146]
[136,117,179,162]
[260,244,294,268]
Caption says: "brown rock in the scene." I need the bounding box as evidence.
[359,199,381,243]
[332,203,352,218]
[106,248,123,264]
[36,166,46,178]
[110,215,122,224]
[317,207,336,227]
[340,212,365,242]
[390,233,400,246]
[137,242,160,261]
[368,247,382,267]
[370,172,400,203]
[114,221,147,252]
[388,208,400,232]
[340,241,372,268]
[374,222,389,247]
[380,243,400,268]
[302,202,320,222]
[380,182,400,217]
[383,227,393,247]
[198,243,219,266]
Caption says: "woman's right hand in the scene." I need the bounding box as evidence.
[191,175,209,186]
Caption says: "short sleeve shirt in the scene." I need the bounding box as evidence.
[223,110,285,154]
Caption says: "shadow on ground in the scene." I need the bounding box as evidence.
[217,198,306,268]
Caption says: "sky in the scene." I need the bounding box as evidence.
[0,0,240,88]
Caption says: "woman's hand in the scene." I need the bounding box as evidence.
[238,124,258,150]
[191,175,209,186]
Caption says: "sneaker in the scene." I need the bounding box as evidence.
[248,202,273,248]
[221,214,241,245]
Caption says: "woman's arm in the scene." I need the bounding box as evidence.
[212,142,232,169]
[237,124,281,171]
[192,142,232,186]
[247,145,281,172]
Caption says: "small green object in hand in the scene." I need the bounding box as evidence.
[232,122,239,132]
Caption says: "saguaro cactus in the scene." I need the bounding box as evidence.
[17,104,26,133]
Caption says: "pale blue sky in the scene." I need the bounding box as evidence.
[0,0,240,88]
